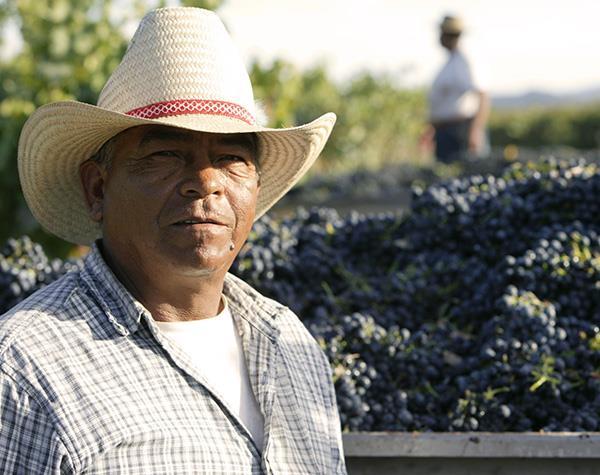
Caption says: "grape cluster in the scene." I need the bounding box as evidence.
[232,156,600,432]
[0,236,79,314]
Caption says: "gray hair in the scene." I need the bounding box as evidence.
[89,135,118,170]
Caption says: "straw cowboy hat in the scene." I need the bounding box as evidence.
[18,7,336,245]
[440,15,464,35]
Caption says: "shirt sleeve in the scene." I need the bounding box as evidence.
[462,50,488,93]
[319,351,348,475]
[0,369,74,474]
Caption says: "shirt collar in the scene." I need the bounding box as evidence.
[80,242,280,341]
[223,273,281,342]
[79,242,147,336]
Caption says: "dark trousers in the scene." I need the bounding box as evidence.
[433,118,473,163]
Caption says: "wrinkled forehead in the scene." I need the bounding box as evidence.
[131,125,258,155]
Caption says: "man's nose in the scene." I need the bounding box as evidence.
[178,163,224,198]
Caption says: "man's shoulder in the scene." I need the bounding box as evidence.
[0,270,82,364]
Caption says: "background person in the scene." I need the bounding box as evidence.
[428,15,490,163]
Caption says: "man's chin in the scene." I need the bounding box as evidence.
[165,248,232,278]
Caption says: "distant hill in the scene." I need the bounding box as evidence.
[492,87,600,109]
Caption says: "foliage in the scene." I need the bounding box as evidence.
[489,104,600,150]
[1,0,130,256]
[251,60,429,173]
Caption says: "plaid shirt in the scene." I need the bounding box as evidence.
[0,244,346,474]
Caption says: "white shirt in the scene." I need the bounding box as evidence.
[429,49,482,122]
[155,299,265,450]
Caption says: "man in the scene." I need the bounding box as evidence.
[428,15,490,163]
[0,7,345,474]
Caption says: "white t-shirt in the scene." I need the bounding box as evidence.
[155,299,265,449]
[429,49,482,122]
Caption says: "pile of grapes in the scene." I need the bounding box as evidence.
[1,157,599,433]
[232,157,600,432]
[0,237,79,314]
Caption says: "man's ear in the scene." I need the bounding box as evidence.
[79,160,107,223]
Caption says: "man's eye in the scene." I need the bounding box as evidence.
[218,154,246,163]
[151,150,180,158]
[217,154,251,165]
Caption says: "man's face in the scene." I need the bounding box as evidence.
[83,125,260,279]
[440,32,460,50]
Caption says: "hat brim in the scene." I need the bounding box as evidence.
[18,101,336,245]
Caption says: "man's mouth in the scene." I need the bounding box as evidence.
[173,218,225,226]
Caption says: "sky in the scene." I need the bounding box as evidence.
[2,0,599,96]
[218,0,600,95]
